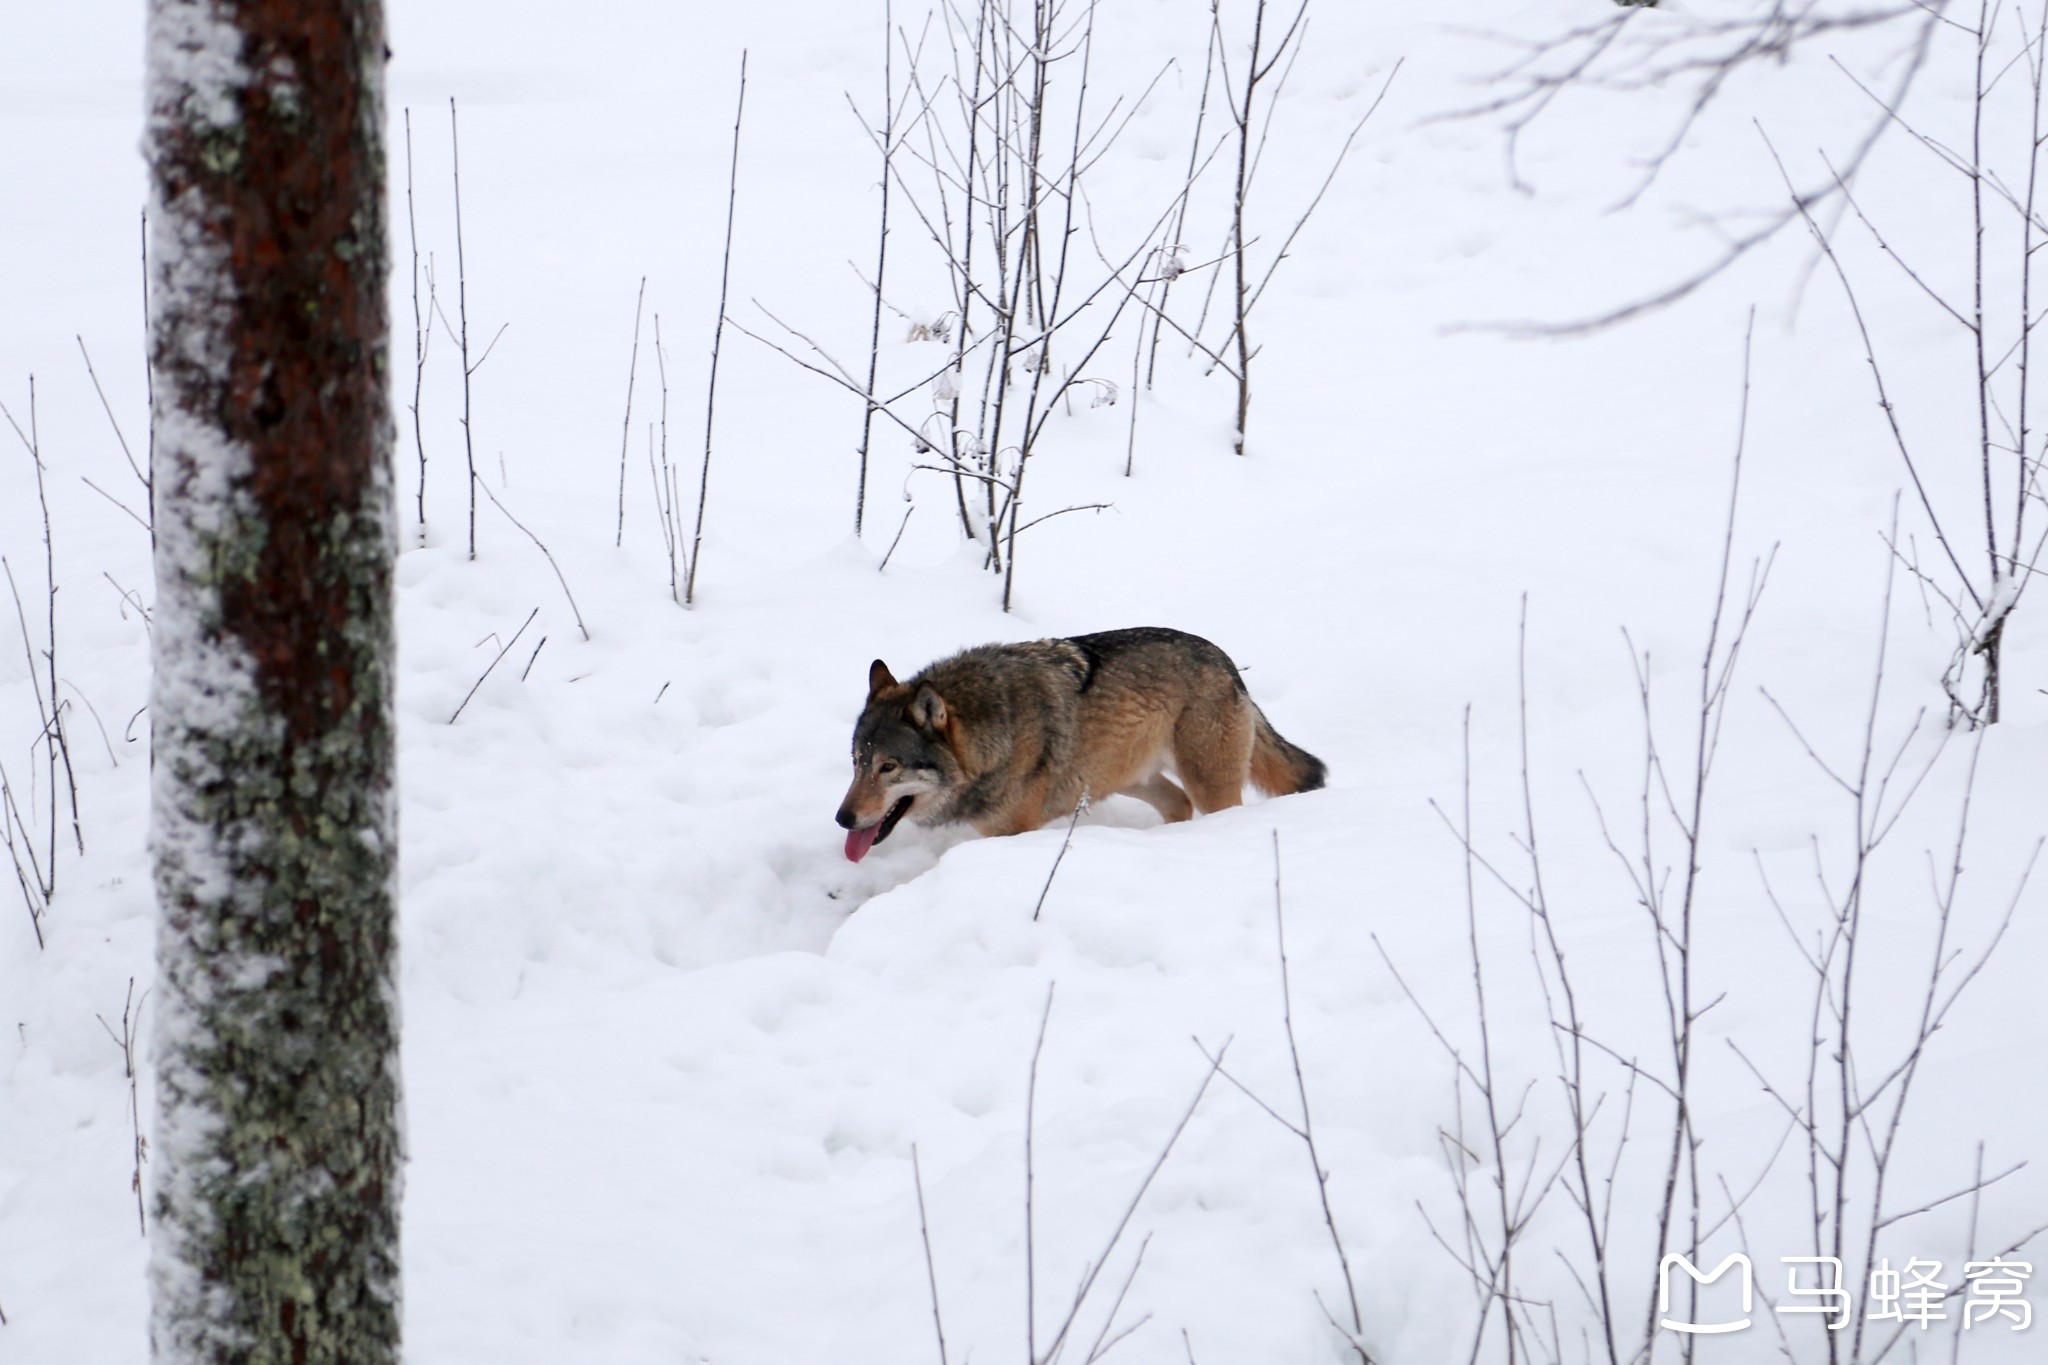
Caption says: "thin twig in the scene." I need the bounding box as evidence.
[1269,830,1373,1363]
[449,607,538,723]
[1038,1041,1230,1365]
[95,979,148,1235]
[879,503,917,572]
[76,336,147,497]
[690,51,748,607]
[450,97,478,560]
[1026,980,1055,1365]
[615,276,647,548]
[477,479,589,641]
[404,107,430,546]
[79,476,152,534]
[1031,791,1088,921]
[854,9,898,538]
[911,1144,951,1365]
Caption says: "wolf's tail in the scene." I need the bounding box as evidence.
[1249,706,1327,796]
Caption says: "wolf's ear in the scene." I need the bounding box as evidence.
[909,682,948,731]
[868,659,897,697]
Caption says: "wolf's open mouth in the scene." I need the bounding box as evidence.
[874,795,913,844]
[843,796,914,863]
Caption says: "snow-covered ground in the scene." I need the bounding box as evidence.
[3,2,2045,1362]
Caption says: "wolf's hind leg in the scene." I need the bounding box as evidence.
[1173,700,1255,815]
[1119,772,1194,823]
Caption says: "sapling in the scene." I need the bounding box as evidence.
[405,107,431,546]
[2,381,83,897]
[615,276,646,548]
[96,979,148,1235]
[1146,17,1219,392]
[1203,0,1397,454]
[1753,4,2048,723]
[139,208,155,522]
[911,1144,952,1365]
[691,51,748,607]
[440,100,508,561]
[1739,509,2044,1365]
[648,317,686,603]
[855,5,902,537]
[451,98,476,558]
[1197,832,1375,1364]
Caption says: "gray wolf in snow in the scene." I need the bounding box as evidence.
[835,626,1326,862]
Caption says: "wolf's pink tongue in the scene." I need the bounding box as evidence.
[844,822,881,863]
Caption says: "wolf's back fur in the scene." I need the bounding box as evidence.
[837,626,1325,853]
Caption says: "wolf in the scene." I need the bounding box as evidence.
[835,626,1326,862]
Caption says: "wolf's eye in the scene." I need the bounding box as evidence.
[877,760,899,775]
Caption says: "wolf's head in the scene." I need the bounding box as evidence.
[837,659,958,862]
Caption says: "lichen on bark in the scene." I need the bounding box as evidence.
[146,2,401,1362]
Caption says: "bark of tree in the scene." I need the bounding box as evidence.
[145,3,401,1362]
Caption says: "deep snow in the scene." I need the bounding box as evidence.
[2,2,2046,1363]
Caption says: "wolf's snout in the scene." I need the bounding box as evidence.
[834,806,857,829]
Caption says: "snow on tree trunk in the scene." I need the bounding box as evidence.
[145,2,400,1361]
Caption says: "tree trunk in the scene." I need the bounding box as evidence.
[145,3,401,1362]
